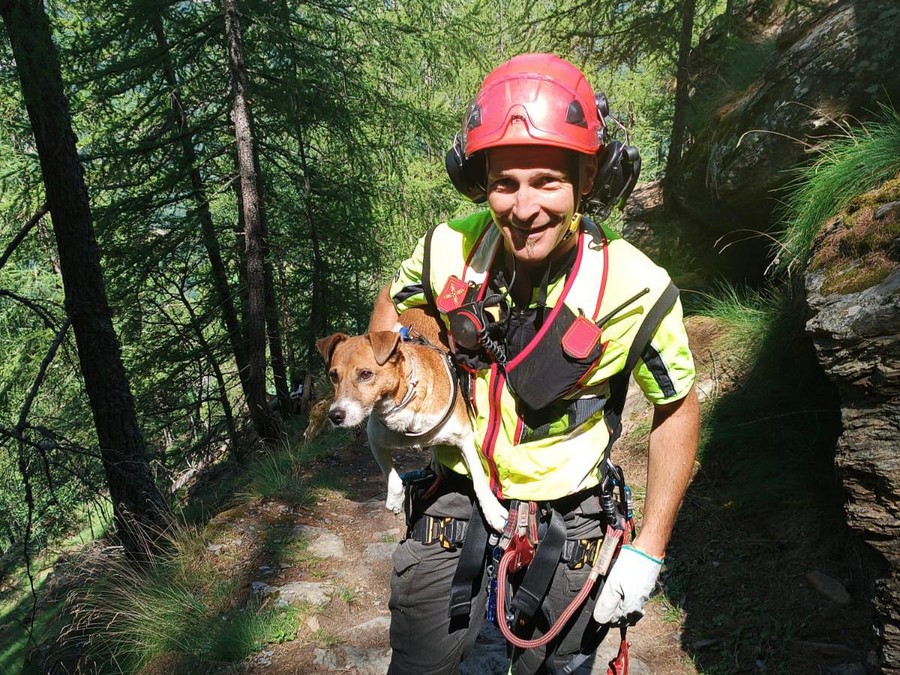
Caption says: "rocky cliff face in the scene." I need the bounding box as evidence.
[672,0,900,273]
[805,182,900,671]
[629,0,900,667]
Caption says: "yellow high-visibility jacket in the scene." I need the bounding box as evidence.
[390,211,695,501]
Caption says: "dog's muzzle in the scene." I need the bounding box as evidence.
[328,407,346,425]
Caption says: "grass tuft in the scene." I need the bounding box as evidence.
[237,427,353,506]
[777,105,900,273]
[65,523,301,671]
[694,282,792,374]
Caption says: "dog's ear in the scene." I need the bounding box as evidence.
[368,331,402,367]
[316,333,348,367]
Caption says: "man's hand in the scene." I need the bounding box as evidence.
[593,545,662,625]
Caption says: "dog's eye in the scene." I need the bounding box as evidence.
[329,369,339,384]
[358,369,373,382]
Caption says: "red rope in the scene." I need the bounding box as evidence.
[495,526,625,650]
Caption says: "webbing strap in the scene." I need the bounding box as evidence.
[509,508,567,620]
[601,281,679,511]
[448,503,489,618]
[606,281,680,419]
[421,225,437,309]
[421,224,452,348]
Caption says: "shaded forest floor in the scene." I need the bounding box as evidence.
[5,316,883,674]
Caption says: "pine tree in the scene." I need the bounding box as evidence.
[1,0,169,557]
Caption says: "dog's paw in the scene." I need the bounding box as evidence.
[385,470,405,513]
[482,502,509,533]
[385,490,404,514]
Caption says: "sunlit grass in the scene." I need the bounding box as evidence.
[238,428,354,505]
[694,282,791,375]
[66,523,302,671]
[777,106,900,273]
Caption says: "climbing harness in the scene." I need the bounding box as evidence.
[488,463,635,653]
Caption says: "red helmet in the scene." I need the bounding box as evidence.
[461,53,605,157]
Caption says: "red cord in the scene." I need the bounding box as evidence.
[496,547,596,649]
[607,636,629,675]
[495,525,623,650]
[493,521,632,671]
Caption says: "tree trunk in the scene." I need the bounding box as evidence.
[1,0,169,556]
[663,0,697,197]
[150,15,252,405]
[264,251,291,414]
[224,0,282,443]
[297,135,326,388]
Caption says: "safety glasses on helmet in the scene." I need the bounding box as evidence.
[462,74,604,157]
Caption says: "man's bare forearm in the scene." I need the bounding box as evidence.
[632,386,700,559]
[368,283,400,332]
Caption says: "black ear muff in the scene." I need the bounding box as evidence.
[619,145,641,206]
[585,140,642,217]
[445,133,487,203]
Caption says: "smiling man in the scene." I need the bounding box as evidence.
[368,53,700,674]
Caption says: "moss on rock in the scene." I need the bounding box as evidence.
[810,174,900,296]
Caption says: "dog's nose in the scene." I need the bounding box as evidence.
[328,408,345,426]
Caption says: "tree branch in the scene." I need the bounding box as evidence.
[0,290,60,330]
[0,202,48,274]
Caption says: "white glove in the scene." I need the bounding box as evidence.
[593,544,663,625]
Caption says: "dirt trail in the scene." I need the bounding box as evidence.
[209,435,696,675]
[199,317,875,674]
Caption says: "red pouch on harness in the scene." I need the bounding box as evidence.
[562,314,602,359]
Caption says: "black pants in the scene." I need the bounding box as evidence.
[387,479,606,675]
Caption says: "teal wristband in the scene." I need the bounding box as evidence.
[623,544,664,565]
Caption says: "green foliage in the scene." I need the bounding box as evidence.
[0,502,111,674]
[695,284,841,512]
[777,106,900,273]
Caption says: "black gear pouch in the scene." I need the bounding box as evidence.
[505,304,604,414]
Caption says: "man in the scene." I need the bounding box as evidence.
[369,53,699,674]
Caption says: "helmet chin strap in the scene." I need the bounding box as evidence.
[562,152,586,242]
[562,211,582,242]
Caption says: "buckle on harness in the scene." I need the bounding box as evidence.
[410,514,467,551]
[497,501,539,573]
[564,538,602,570]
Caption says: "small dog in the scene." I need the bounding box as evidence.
[316,308,508,531]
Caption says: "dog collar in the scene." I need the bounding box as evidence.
[393,355,419,411]
[400,352,458,441]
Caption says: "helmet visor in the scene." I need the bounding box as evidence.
[463,74,602,156]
